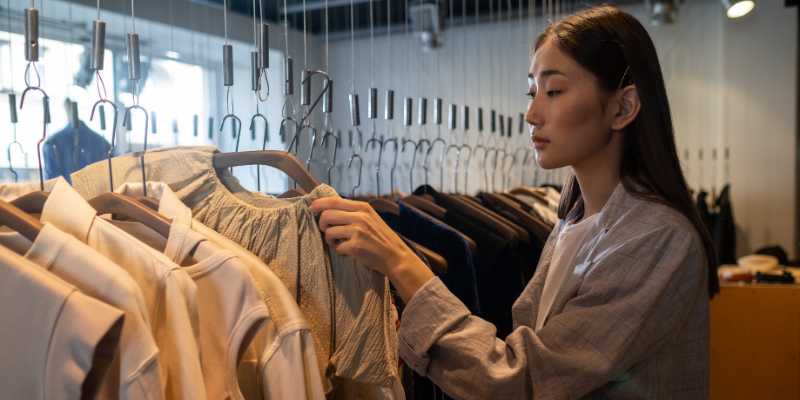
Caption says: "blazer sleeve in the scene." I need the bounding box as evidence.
[397,225,707,400]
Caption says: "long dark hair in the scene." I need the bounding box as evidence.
[537,5,719,297]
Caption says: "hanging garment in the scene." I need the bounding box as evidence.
[43,121,112,183]
[0,244,125,400]
[115,181,326,400]
[110,217,269,400]
[36,178,207,400]
[71,146,402,398]
[510,193,559,227]
[0,223,164,400]
[397,183,710,400]
[118,182,325,400]
[412,186,524,338]
[379,201,480,315]
[0,177,58,201]
[713,184,736,265]
[696,190,713,235]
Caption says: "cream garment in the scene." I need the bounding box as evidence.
[71,147,401,397]
[0,223,164,400]
[0,244,124,400]
[116,181,327,400]
[536,213,599,331]
[0,177,58,201]
[109,217,269,400]
[37,178,207,400]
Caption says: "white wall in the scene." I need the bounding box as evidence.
[323,0,798,258]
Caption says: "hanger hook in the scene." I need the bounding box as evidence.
[426,137,446,189]
[90,98,119,191]
[472,144,487,191]
[304,125,319,171]
[383,138,399,195]
[321,131,340,186]
[459,144,473,194]
[220,114,243,152]
[298,70,332,126]
[445,144,461,194]
[124,104,150,196]
[19,87,50,190]
[365,137,384,196]
[347,153,363,198]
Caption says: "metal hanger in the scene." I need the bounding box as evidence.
[321,131,339,186]
[347,153,363,198]
[459,144,473,194]
[5,93,25,183]
[364,137,383,196]
[10,6,50,217]
[445,144,461,194]
[426,137,446,189]
[383,137,399,195]
[251,111,269,191]
[86,0,172,238]
[471,144,488,192]
[402,138,430,193]
[10,13,49,220]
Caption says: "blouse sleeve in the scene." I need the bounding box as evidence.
[397,225,707,400]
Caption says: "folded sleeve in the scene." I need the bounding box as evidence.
[398,225,707,400]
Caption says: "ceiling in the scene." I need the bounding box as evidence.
[196,0,647,35]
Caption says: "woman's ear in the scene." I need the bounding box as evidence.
[611,84,641,131]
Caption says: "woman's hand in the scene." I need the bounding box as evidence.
[310,196,435,302]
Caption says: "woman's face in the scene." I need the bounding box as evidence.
[525,38,618,170]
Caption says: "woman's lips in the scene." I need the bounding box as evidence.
[533,136,550,150]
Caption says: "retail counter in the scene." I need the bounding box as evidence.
[711,284,800,399]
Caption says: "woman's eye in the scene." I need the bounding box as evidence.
[547,90,562,97]
[525,91,535,99]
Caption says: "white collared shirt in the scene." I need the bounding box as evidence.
[39,178,207,400]
[0,244,124,400]
[115,181,327,400]
[0,223,164,400]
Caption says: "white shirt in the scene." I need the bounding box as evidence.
[536,213,600,331]
[115,181,327,400]
[0,223,164,400]
[39,178,207,400]
[0,244,125,400]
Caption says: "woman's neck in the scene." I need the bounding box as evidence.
[572,142,622,218]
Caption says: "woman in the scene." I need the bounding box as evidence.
[311,5,717,399]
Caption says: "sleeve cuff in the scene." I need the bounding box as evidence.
[398,277,471,375]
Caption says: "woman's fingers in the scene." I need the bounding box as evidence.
[318,209,366,231]
[310,196,371,214]
[323,225,354,245]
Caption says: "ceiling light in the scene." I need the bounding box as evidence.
[721,0,755,19]
[165,50,181,60]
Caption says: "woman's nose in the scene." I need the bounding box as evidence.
[525,98,543,130]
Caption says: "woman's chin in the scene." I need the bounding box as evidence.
[534,153,565,170]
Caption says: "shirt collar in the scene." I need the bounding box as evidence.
[41,178,96,242]
[114,181,193,227]
[565,182,633,231]
[25,223,69,270]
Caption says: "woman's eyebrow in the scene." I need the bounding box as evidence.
[528,69,567,79]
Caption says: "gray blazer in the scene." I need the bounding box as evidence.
[398,183,709,400]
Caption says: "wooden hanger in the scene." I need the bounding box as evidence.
[482,192,551,241]
[460,194,530,243]
[11,191,49,214]
[368,197,400,215]
[277,188,307,198]
[89,193,171,238]
[401,195,446,220]
[413,185,518,242]
[213,150,321,193]
[0,199,43,241]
